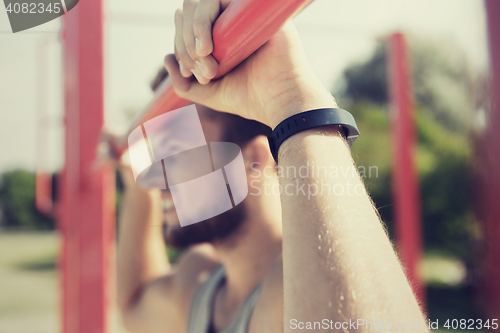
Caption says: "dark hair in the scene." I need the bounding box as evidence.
[151,67,271,148]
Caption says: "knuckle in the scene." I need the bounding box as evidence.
[174,8,183,23]
[192,18,206,36]
[183,0,196,11]
[178,51,194,67]
[184,38,196,57]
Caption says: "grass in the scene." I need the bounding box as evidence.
[0,231,59,333]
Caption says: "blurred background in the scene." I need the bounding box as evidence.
[0,0,496,332]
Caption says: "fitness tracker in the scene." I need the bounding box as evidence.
[268,108,360,163]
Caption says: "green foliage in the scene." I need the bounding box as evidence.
[350,102,392,200]
[349,101,476,261]
[338,37,476,133]
[166,246,182,264]
[339,36,479,264]
[416,111,477,259]
[341,47,388,105]
[0,170,55,230]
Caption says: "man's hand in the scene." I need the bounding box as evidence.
[164,0,336,128]
[97,130,159,196]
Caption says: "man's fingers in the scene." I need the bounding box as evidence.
[172,0,229,85]
[174,8,194,78]
[165,53,223,111]
[192,0,219,58]
[194,55,218,81]
[182,0,218,82]
[164,54,192,92]
[182,0,199,62]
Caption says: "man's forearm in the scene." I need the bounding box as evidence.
[279,124,426,331]
[117,187,169,311]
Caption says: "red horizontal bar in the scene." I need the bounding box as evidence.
[119,0,313,152]
[211,0,313,79]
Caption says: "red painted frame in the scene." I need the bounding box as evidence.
[388,33,425,305]
[61,1,115,332]
[477,0,500,320]
[58,0,500,327]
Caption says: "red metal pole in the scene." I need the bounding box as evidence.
[61,0,115,332]
[120,0,313,151]
[388,33,425,306]
[478,0,500,320]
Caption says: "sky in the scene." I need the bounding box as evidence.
[0,0,489,174]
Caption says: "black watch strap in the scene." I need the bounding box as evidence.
[268,108,360,163]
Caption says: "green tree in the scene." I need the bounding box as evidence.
[338,37,476,133]
[0,169,55,230]
[340,37,479,260]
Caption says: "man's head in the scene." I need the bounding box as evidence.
[151,68,278,248]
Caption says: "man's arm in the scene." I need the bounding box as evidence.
[274,97,426,331]
[116,184,167,322]
[116,168,218,333]
[116,176,186,333]
[164,1,427,330]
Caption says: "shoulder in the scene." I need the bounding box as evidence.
[146,243,220,305]
[123,244,220,333]
[248,256,284,333]
[172,243,221,300]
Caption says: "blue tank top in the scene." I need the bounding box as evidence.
[186,265,263,333]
